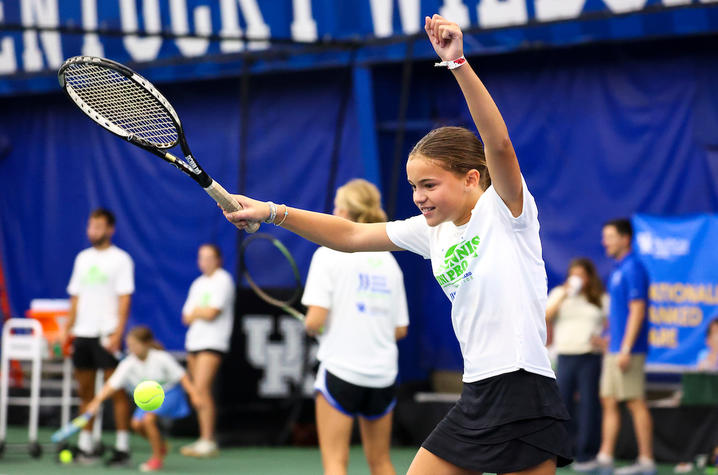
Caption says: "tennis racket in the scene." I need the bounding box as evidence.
[50,412,92,443]
[57,56,259,233]
[240,233,305,321]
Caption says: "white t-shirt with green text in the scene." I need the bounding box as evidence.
[386,178,554,383]
[108,348,185,392]
[182,268,235,353]
[66,245,135,337]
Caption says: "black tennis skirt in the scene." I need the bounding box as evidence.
[422,369,573,473]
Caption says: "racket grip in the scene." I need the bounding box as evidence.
[284,306,306,322]
[205,181,260,233]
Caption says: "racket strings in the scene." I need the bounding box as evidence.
[63,63,178,148]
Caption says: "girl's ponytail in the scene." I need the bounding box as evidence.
[335,179,387,224]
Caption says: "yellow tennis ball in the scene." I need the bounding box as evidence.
[59,449,73,464]
[133,381,165,411]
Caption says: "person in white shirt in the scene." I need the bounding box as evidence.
[85,326,201,472]
[302,179,409,475]
[62,208,134,466]
[546,258,607,468]
[179,244,235,458]
[222,14,572,475]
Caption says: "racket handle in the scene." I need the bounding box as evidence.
[284,306,306,322]
[205,181,260,233]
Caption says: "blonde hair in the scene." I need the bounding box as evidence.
[335,179,387,223]
[409,126,491,191]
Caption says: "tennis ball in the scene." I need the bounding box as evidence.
[133,380,165,411]
[59,449,73,464]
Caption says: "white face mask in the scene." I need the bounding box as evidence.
[566,275,584,297]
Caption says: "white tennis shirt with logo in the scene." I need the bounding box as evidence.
[182,268,235,353]
[107,348,186,392]
[66,245,135,337]
[302,248,409,388]
[386,178,554,383]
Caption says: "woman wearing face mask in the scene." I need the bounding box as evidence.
[546,258,607,469]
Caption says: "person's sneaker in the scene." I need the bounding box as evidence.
[615,460,658,475]
[573,460,599,473]
[180,440,199,456]
[185,439,219,458]
[673,462,693,473]
[597,458,614,475]
[139,457,163,472]
[75,448,100,465]
[105,448,131,467]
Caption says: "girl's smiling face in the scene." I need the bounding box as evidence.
[406,154,480,227]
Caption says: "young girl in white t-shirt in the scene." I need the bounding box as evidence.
[85,326,201,472]
[222,14,571,475]
[302,179,409,475]
[180,244,235,458]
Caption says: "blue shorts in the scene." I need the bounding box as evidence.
[132,385,190,421]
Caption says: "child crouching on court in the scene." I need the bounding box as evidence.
[85,326,202,472]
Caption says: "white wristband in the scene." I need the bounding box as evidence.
[264,201,277,224]
[434,56,467,70]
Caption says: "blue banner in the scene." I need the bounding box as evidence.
[634,214,718,369]
[1,1,718,95]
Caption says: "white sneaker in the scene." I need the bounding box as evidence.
[573,460,599,472]
[596,456,614,475]
[75,449,100,466]
[615,461,658,475]
[674,462,694,474]
[180,439,200,456]
[183,439,219,458]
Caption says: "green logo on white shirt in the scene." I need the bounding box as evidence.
[199,292,212,307]
[82,265,108,285]
[435,235,481,287]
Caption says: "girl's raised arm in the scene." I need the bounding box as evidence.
[425,14,523,216]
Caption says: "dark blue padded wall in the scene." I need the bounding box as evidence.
[0,70,362,351]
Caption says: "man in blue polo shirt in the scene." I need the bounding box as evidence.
[594,218,655,475]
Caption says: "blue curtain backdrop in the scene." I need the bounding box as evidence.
[2,38,718,379]
[0,70,362,351]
